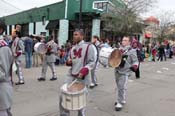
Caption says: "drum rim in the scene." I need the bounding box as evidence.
[61,104,86,111]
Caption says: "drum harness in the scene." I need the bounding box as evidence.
[119,47,133,68]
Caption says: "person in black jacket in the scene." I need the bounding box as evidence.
[157,43,166,61]
[132,41,142,79]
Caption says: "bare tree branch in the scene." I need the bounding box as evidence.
[156,10,175,41]
[101,0,157,36]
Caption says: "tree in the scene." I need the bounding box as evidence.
[156,10,175,42]
[101,0,157,37]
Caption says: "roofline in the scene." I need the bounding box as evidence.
[1,1,64,18]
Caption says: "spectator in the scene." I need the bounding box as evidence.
[24,35,33,68]
[32,36,39,67]
[157,43,166,61]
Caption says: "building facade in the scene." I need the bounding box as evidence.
[1,0,124,46]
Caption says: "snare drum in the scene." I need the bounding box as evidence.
[61,82,87,111]
[34,42,47,54]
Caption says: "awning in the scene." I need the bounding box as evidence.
[46,20,59,30]
[144,33,152,38]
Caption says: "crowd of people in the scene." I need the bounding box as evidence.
[0,19,174,116]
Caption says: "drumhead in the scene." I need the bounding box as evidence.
[34,42,47,54]
[99,47,113,58]
[61,83,86,94]
[99,47,113,66]
[109,49,122,68]
[68,82,85,92]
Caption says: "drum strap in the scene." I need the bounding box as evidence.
[70,43,91,77]
[83,44,91,66]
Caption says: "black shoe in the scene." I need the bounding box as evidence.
[115,107,122,111]
[115,102,123,111]
[89,83,98,89]
[15,81,25,85]
[115,102,117,106]
[50,77,57,81]
[38,77,46,81]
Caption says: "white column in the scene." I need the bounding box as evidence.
[58,19,69,46]
[35,21,49,35]
[7,25,9,35]
[12,25,15,30]
[29,23,34,35]
[92,19,101,39]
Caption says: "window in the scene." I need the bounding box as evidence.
[33,22,36,34]
[40,32,46,36]
[9,25,12,35]
[93,1,107,11]
[93,1,114,12]
[42,16,46,25]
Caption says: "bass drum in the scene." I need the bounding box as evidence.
[34,42,47,54]
[99,47,114,66]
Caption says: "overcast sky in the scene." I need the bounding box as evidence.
[0,0,62,17]
[0,0,175,17]
[144,0,175,17]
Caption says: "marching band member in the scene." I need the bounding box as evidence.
[59,30,96,116]
[38,36,58,81]
[90,35,101,88]
[0,19,13,116]
[11,30,25,85]
[114,36,139,111]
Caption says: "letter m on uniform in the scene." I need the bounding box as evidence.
[73,48,82,58]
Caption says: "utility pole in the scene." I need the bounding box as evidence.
[78,0,83,29]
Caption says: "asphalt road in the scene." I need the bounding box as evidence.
[11,57,175,116]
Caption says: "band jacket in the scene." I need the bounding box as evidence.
[11,37,24,61]
[0,41,13,110]
[115,45,139,75]
[66,40,97,85]
[45,40,58,63]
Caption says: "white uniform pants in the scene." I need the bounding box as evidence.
[15,60,24,81]
[0,109,12,116]
[115,72,128,103]
[41,61,56,78]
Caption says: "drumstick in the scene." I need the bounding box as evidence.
[67,79,78,88]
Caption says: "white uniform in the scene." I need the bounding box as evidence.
[115,45,139,110]
[11,37,25,84]
[90,40,100,87]
[59,40,96,116]
[0,40,13,116]
[40,40,57,80]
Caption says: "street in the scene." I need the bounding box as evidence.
[12,58,175,116]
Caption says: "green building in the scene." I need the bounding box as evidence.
[1,0,124,45]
